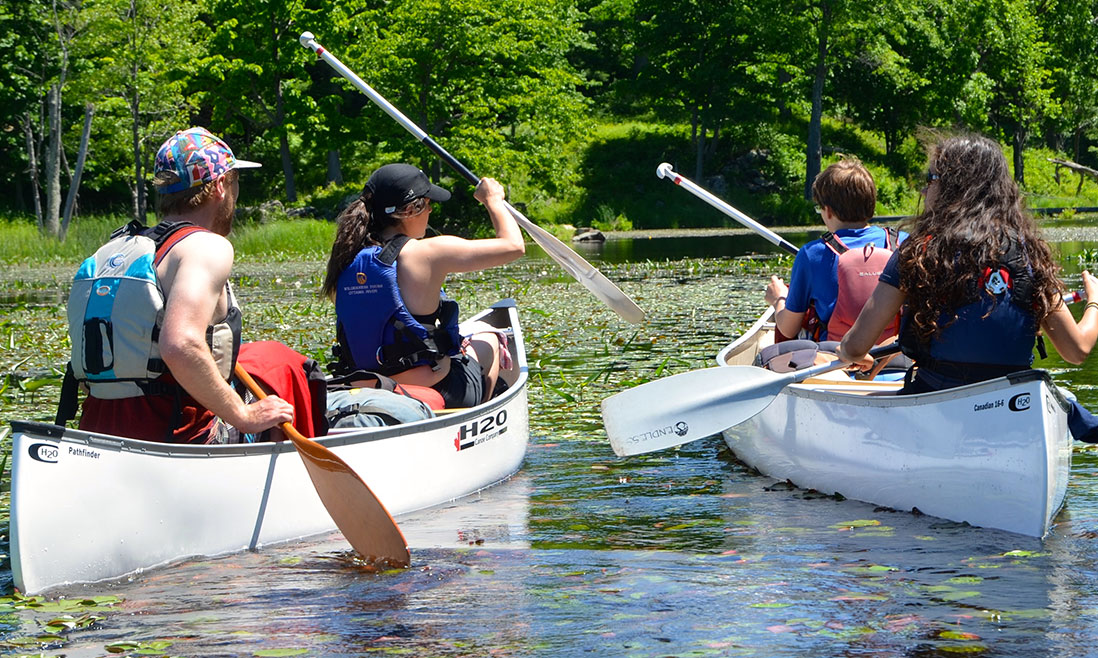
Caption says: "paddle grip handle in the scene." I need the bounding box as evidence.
[789,342,903,384]
[657,163,800,256]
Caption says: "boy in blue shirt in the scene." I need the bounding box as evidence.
[765,157,906,342]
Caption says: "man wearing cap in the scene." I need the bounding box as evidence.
[74,127,294,442]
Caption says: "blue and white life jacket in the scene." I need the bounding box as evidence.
[334,234,462,376]
[899,240,1039,381]
[65,220,242,400]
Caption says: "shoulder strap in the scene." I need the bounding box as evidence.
[111,219,146,240]
[821,231,848,255]
[326,369,401,393]
[151,222,205,265]
[878,225,895,248]
[54,362,79,426]
[378,234,412,266]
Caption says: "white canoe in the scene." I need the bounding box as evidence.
[9,299,530,594]
[714,307,1073,538]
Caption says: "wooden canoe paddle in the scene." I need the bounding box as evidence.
[233,363,410,568]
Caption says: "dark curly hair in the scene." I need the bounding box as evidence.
[320,186,402,300]
[898,134,1062,341]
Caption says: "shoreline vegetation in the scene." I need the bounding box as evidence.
[3,210,1098,266]
[3,124,1098,266]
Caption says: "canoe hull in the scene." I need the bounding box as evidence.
[11,300,529,594]
[716,310,1072,538]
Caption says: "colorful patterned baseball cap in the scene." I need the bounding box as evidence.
[154,127,261,193]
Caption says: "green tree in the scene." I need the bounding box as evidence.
[74,0,205,223]
[0,0,52,215]
[5,0,88,236]
[632,0,756,180]
[1040,0,1098,165]
[966,0,1054,184]
[830,0,955,157]
[751,0,876,199]
[197,0,325,202]
[325,0,591,217]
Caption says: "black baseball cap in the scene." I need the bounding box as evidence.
[364,163,451,215]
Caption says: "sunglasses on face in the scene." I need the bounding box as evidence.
[925,171,941,184]
[389,196,430,218]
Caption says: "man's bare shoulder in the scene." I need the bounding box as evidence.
[158,229,235,293]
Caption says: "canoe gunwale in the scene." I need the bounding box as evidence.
[9,298,529,459]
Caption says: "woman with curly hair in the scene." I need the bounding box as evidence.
[321,163,524,408]
[837,135,1098,437]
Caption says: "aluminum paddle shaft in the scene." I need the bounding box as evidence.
[656,163,799,256]
[299,32,645,325]
[602,343,901,456]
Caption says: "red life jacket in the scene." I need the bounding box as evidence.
[823,227,900,342]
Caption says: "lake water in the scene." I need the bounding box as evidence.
[2,228,1098,657]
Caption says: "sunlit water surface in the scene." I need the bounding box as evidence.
[2,229,1098,657]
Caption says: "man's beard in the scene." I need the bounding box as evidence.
[211,193,236,236]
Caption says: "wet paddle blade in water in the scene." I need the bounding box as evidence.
[601,366,787,456]
[233,364,410,567]
[291,435,411,568]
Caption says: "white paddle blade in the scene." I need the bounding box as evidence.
[508,203,645,324]
[601,366,788,456]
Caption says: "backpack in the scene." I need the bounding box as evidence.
[325,371,435,429]
[824,227,900,342]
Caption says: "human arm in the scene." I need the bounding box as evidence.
[765,275,807,339]
[1041,270,1098,364]
[836,281,905,370]
[416,178,525,275]
[157,233,294,433]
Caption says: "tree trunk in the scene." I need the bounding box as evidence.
[43,83,63,237]
[61,103,93,241]
[695,111,706,182]
[128,14,146,225]
[691,105,698,145]
[804,2,832,201]
[327,150,343,185]
[777,70,793,120]
[23,114,44,230]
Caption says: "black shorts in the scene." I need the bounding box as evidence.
[431,354,484,408]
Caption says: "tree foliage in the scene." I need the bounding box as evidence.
[2,0,1098,230]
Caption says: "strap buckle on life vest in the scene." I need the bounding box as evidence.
[979,267,1012,295]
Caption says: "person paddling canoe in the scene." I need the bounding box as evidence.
[60,128,299,443]
[765,157,908,344]
[321,164,524,408]
[837,134,1098,441]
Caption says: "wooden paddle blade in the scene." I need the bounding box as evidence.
[602,366,788,456]
[233,363,409,567]
[290,434,411,568]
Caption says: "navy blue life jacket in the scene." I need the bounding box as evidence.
[333,235,462,376]
[899,240,1040,382]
